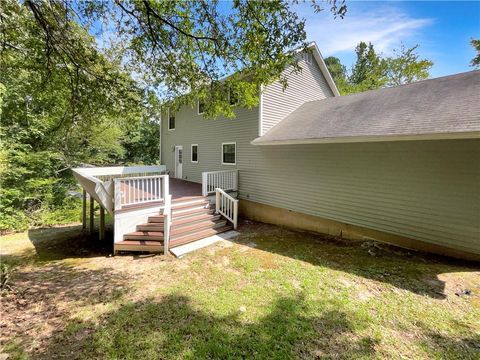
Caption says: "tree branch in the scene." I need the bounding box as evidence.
[141,0,218,43]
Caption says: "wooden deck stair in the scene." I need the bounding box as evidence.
[114,196,233,253]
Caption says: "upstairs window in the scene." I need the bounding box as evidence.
[198,100,205,115]
[305,51,312,64]
[191,144,198,163]
[222,142,236,165]
[168,110,175,130]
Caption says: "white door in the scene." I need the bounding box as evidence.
[174,145,183,179]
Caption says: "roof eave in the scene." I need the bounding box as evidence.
[293,42,340,97]
[310,42,341,97]
[251,131,480,146]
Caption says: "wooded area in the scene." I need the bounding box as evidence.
[0,2,161,231]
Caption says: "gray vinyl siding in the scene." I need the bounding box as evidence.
[161,60,479,255]
[261,54,335,135]
[161,105,258,184]
[237,139,480,255]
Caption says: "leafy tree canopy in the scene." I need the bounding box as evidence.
[325,41,433,95]
[323,56,348,94]
[385,44,433,87]
[12,0,347,119]
[470,39,480,68]
[349,41,387,92]
[0,1,159,231]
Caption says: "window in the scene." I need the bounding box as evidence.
[305,51,312,64]
[168,110,175,130]
[198,100,205,115]
[222,142,236,165]
[191,144,198,163]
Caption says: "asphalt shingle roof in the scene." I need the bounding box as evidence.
[252,70,480,145]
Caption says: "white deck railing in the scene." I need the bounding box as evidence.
[114,175,169,210]
[72,165,166,214]
[163,194,172,255]
[215,188,238,229]
[202,170,238,196]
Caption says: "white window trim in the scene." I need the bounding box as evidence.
[197,100,205,115]
[191,144,198,163]
[221,142,236,166]
[167,109,175,131]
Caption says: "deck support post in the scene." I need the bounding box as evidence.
[89,197,95,234]
[99,207,105,241]
[82,189,87,229]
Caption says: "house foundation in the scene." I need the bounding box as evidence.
[239,199,480,262]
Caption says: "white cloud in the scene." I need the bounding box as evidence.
[304,5,434,56]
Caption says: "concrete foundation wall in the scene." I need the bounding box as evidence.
[239,199,480,262]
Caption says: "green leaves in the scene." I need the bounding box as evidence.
[325,42,433,95]
[324,56,348,94]
[16,1,349,119]
[470,39,480,68]
[384,44,433,87]
[349,41,388,92]
[0,0,349,231]
[0,1,150,231]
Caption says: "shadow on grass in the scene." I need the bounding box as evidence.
[9,221,480,302]
[236,222,480,300]
[32,293,480,359]
[33,294,379,359]
[24,224,114,262]
[2,262,129,358]
[420,328,480,359]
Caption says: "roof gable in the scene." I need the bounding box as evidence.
[304,42,340,97]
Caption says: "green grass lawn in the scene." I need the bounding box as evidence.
[1,222,479,359]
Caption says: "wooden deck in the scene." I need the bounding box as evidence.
[118,178,204,211]
[117,193,232,254]
[169,178,203,199]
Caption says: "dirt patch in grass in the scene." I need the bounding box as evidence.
[1,221,479,359]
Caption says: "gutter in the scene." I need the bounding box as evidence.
[251,131,480,146]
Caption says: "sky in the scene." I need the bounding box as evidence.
[298,1,480,77]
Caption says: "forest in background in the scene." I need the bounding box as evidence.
[0,3,161,232]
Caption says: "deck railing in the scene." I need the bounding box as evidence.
[163,193,172,254]
[215,188,238,229]
[73,165,166,214]
[202,170,238,196]
[114,175,169,210]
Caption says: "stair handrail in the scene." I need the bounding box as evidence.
[215,188,238,229]
[202,169,238,196]
[163,194,172,255]
[163,174,171,254]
